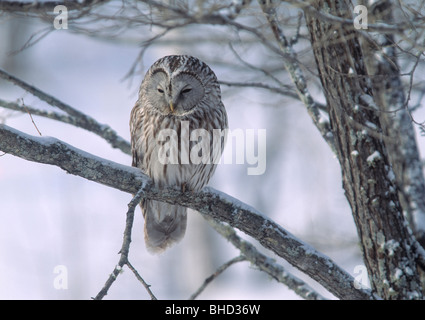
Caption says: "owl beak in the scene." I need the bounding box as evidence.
[169,102,174,113]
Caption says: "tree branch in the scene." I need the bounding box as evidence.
[257,0,336,154]
[205,217,328,300]
[93,185,156,300]
[0,123,376,300]
[0,68,131,155]
[1,89,328,299]
[189,255,247,300]
[283,0,425,34]
[0,0,107,13]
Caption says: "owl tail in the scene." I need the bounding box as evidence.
[142,199,187,253]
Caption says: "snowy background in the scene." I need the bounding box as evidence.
[2,4,420,300]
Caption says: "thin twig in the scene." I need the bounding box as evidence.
[22,99,42,136]
[404,51,424,128]
[0,0,107,12]
[126,260,157,300]
[205,217,328,300]
[93,185,156,300]
[286,0,425,34]
[8,27,53,55]
[257,0,336,154]
[0,68,131,155]
[0,98,82,128]
[122,26,179,82]
[219,80,297,97]
[228,43,286,87]
[189,255,246,300]
[289,11,304,46]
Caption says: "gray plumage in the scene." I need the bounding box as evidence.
[130,55,228,253]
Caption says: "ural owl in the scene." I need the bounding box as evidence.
[130,55,228,253]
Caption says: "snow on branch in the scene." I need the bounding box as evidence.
[0,123,376,300]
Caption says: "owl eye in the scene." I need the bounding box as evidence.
[181,88,192,94]
[157,88,164,93]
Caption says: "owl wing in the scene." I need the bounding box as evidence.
[130,102,144,169]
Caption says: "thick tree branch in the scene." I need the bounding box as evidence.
[0,124,376,300]
[0,96,328,299]
[1,90,328,299]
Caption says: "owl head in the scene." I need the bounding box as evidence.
[139,55,221,116]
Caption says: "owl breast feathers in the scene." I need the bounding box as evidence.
[130,55,228,253]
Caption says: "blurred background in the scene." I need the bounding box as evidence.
[2,0,419,299]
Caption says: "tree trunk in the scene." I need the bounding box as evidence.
[359,0,425,248]
[304,0,423,299]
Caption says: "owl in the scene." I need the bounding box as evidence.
[130,55,228,253]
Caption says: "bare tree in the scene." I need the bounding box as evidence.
[1,0,425,299]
